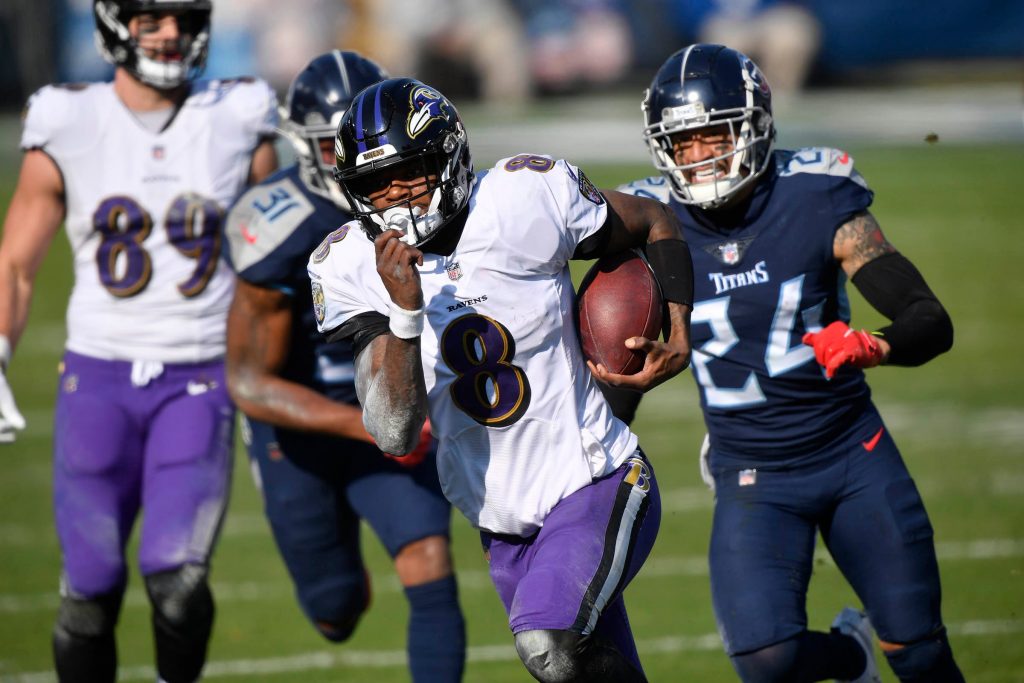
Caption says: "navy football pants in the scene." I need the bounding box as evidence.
[245,419,452,627]
[709,414,946,655]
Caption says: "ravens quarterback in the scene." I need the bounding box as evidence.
[309,76,695,682]
[223,52,466,683]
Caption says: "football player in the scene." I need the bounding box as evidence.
[223,51,466,683]
[619,44,964,683]
[0,1,277,681]
[308,77,694,682]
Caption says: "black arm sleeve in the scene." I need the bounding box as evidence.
[325,311,390,359]
[850,252,953,366]
[643,238,694,306]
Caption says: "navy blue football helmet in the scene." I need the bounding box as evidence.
[94,0,211,89]
[280,51,389,210]
[334,78,473,246]
[642,44,775,209]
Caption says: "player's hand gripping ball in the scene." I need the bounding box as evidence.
[577,250,663,375]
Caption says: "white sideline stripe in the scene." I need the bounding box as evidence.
[3,538,1023,615]
[3,620,1021,682]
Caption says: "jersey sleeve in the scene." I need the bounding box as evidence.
[247,78,280,140]
[551,159,609,257]
[823,148,874,227]
[493,156,609,260]
[224,175,318,288]
[307,226,383,335]
[220,77,279,143]
[20,85,71,151]
[779,147,874,232]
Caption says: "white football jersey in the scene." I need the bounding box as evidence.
[20,78,277,362]
[309,156,638,536]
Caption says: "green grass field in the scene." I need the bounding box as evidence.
[1,143,1022,682]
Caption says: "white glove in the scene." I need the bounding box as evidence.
[0,336,25,443]
[699,433,715,492]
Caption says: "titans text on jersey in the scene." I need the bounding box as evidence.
[622,147,874,468]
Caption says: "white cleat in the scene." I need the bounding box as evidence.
[833,607,882,683]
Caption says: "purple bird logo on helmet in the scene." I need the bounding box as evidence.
[407,85,445,138]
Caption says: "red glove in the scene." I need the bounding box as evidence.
[802,321,884,379]
[382,419,433,468]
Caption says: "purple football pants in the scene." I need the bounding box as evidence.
[53,351,234,597]
[483,451,661,672]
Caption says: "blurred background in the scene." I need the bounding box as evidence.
[1,0,1022,109]
[1,2,1023,682]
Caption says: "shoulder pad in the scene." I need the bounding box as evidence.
[51,82,91,92]
[21,84,80,150]
[779,147,870,191]
[779,147,855,177]
[616,176,671,203]
[187,77,275,113]
[225,176,316,272]
[310,223,358,266]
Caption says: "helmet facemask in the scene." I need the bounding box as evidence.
[338,124,473,247]
[278,111,352,210]
[94,1,211,90]
[644,102,773,210]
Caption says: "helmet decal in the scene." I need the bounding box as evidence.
[335,78,474,247]
[407,86,445,138]
[351,85,390,154]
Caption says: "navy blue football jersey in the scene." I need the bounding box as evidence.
[623,148,876,467]
[225,165,358,404]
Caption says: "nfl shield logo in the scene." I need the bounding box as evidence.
[721,242,740,265]
[152,145,165,160]
[446,262,463,281]
[738,469,757,486]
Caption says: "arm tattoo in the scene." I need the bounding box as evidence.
[835,211,897,274]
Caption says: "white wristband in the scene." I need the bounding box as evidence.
[388,305,425,339]
[0,335,10,370]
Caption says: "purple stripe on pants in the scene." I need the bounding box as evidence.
[483,451,660,672]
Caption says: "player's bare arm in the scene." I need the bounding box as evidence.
[353,229,429,455]
[819,209,953,368]
[225,279,372,441]
[588,190,693,391]
[248,139,279,185]
[832,210,896,278]
[0,150,66,347]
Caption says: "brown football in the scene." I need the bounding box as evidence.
[577,250,663,375]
